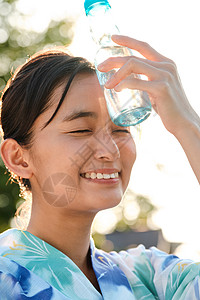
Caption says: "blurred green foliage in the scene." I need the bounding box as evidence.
[0,0,73,91]
[0,0,74,232]
[0,161,20,231]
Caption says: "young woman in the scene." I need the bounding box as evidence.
[0,35,199,299]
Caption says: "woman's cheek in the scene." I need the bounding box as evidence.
[66,139,94,171]
[120,135,136,165]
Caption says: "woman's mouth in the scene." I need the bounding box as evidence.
[80,171,120,184]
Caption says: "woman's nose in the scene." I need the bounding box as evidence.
[93,129,120,161]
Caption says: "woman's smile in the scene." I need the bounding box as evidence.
[80,173,120,184]
[80,168,121,184]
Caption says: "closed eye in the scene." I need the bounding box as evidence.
[69,129,130,134]
[70,130,92,133]
[113,129,130,133]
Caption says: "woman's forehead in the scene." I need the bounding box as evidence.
[54,74,104,112]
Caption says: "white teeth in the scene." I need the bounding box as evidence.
[97,173,103,179]
[103,174,111,179]
[82,172,119,179]
[91,173,97,179]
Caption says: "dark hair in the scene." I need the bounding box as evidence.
[0,48,95,193]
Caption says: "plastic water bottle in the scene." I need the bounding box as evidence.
[84,0,152,126]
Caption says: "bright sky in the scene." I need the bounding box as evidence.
[11,0,200,259]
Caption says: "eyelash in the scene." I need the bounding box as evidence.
[70,129,130,133]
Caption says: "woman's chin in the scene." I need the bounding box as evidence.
[90,193,123,211]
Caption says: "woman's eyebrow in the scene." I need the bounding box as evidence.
[62,110,98,122]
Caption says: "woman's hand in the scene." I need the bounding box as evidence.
[98,34,198,137]
[98,35,200,184]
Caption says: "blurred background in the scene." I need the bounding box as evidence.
[0,0,200,258]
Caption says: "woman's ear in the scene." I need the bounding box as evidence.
[0,138,32,179]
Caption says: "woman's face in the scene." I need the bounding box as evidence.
[28,73,136,213]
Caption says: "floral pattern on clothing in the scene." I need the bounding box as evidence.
[0,229,200,299]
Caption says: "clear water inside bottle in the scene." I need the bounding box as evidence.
[95,45,152,126]
[104,85,151,126]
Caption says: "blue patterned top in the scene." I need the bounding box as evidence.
[0,229,200,299]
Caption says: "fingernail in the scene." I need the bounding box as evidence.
[112,34,118,38]
[111,34,120,40]
[106,78,111,84]
[114,84,121,92]
[105,78,112,88]
[97,62,104,70]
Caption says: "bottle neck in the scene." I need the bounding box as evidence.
[86,3,119,46]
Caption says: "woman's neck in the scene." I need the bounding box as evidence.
[26,206,95,271]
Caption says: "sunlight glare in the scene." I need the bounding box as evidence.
[93,210,118,235]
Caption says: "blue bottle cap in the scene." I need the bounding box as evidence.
[84,0,111,15]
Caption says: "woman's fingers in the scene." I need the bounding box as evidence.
[98,56,129,72]
[111,34,171,62]
[98,55,164,72]
[113,76,154,93]
[97,34,198,149]
[100,57,168,89]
